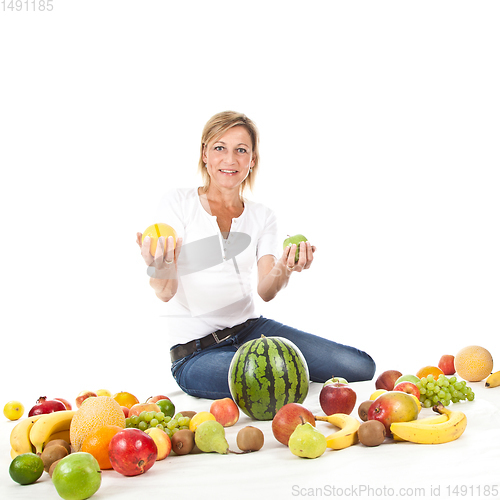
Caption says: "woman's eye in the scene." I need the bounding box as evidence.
[237,148,247,154]
[214,146,224,151]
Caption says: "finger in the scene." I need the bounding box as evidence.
[164,236,175,264]
[287,244,297,269]
[294,242,308,271]
[136,232,143,247]
[303,242,314,269]
[140,236,154,266]
[174,237,183,259]
[153,236,165,266]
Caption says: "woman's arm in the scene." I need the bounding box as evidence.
[257,241,315,302]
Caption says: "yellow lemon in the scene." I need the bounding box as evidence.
[96,389,111,397]
[369,389,387,401]
[4,401,24,421]
[188,411,215,432]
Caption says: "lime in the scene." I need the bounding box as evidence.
[9,453,44,485]
[156,399,175,418]
[3,401,25,420]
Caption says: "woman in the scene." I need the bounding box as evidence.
[137,111,375,399]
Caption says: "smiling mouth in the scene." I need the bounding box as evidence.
[220,169,238,174]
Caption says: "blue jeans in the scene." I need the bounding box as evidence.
[171,316,376,400]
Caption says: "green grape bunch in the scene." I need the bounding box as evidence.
[416,374,475,408]
[125,411,191,438]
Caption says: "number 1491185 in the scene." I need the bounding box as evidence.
[1,0,54,11]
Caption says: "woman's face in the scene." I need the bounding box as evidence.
[203,126,255,193]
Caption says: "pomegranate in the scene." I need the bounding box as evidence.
[108,428,157,476]
[28,397,66,416]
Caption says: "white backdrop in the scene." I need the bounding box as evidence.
[1,1,499,404]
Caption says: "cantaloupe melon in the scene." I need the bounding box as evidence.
[70,396,126,452]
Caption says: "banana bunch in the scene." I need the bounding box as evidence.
[315,414,360,450]
[485,371,500,388]
[390,403,466,444]
[10,410,75,458]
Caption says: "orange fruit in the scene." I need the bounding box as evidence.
[416,365,444,380]
[454,345,494,382]
[112,392,140,409]
[81,424,123,469]
[70,396,126,452]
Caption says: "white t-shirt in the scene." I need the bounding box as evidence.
[153,187,281,343]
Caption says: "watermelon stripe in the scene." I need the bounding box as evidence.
[228,336,309,421]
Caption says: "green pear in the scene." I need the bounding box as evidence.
[288,418,327,459]
[194,420,229,454]
[283,234,308,263]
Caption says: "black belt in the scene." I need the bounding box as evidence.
[170,318,259,363]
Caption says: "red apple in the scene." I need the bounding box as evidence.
[28,397,66,416]
[367,391,419,435]
[146,395,171,404]
[272,403,316,446]
[210,398,239,427]
[128,403,161,418]
[76,391,97,408]
[438,354,455,375]
[319,383,357,416]
[393,381,420,399]
[120,406,129,418]
[375,370,403,391]
[54,398,72,410]
[109,428,157,476]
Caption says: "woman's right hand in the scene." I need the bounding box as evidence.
[136,232,183,279]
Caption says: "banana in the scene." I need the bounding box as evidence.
[390,403,466,444]
[391,413,450,441]
[10,414,44,456]
[29,410,76,454]
[315,414,360,450]
[485,371,500,388]
[47,429,71,444]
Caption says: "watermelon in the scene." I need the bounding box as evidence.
[228,335,309,420]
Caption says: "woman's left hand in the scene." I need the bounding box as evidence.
[282,241,316,273]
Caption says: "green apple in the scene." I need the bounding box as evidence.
[283,234,308,262]
[52,453,101,500]
[394,374,421,386]
[323,376,348,387]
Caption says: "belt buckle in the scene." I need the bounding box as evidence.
[212,331,232,344]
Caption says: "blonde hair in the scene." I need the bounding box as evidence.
[198,111,260,194]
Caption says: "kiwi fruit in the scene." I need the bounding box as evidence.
[358,420,386,447]
[45,439,72,454]
[41,444,68,472]
[179,411,197,419]
[171,429,195,455]
[48,458,63,478]
[236,426,264,452]
[357,400,373,422]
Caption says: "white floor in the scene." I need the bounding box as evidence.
[2,377,499,500]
